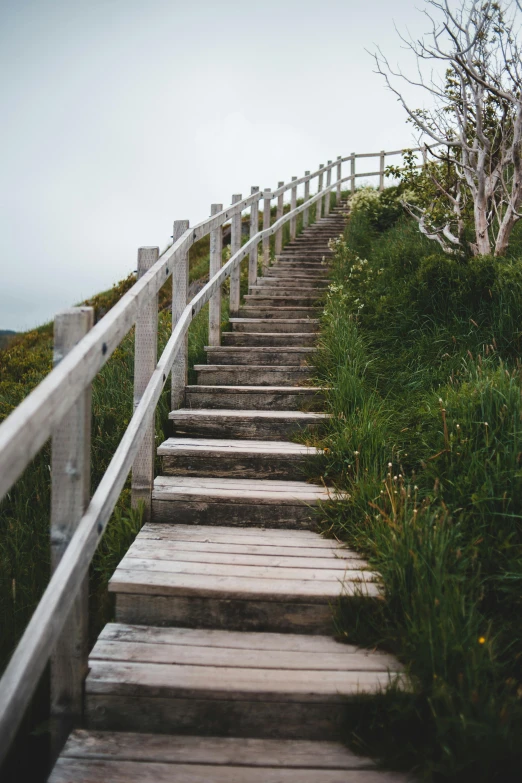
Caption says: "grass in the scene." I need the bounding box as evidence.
[312,203,522,781]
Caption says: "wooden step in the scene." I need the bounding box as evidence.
[249,286,327,296]
[184,385,324,410]
[85,624,401,740]
[265,268,328,278]
[222,332,318,347]
[243,295,323,307]
[205,346,316,366]
[254,278,330,288]
[158,437,320,479]
[50,730,410,783]
[169,409,329,440]
[230,318,319,333]
[151,475,329,527]
[110,524,380,634]
[195,366,314,387]
[238,307,322,319]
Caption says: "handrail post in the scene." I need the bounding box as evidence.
[325,161,332,216]
[50,306,94,754]
[209,203,223,345]
[132,246,159,522]
[275,181,284,256]
[336,156,342,203]
[230,194,242,316]
[303,172,310,228]
[249,186,259,287]
[350,152,355,195]
[379,150,385,192]
[316,164,324,220]
[290,177,298,240]
[262,188,271,271]
[171,220,190,410]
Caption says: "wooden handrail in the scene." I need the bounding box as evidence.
[0,142,424,763]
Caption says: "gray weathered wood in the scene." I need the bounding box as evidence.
[336,156,342,202]
[171,220,190,410]
[209,204,223,347]
[249,186,260,287]
[379,150,385,192]
[169,409,329,441]
[229,195,242,317]
[303,171,311,228]
[57,729,377,770]
[325,161,332,217]
[316,165,324,220]
[350,152,355,194]
[50,307,94,751]
[131,247,159,520]
[290,177,298,240]
[274,181,284,256]
[262,189,271,272]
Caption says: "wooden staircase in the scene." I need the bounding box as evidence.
[49,205,409,782]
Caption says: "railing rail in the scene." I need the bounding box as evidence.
[0,143,420,765]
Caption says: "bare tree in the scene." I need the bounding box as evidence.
[373,0,522,256]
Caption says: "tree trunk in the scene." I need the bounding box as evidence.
[473,196,491,255]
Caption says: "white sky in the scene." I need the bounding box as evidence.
[1,0,436,331]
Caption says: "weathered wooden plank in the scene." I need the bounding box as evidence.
[137,522,344,545]
[184,386,324,411]
[50,307,93,748]
[109,558,375,584]
[158,437,317,455]
[84,693,348,741]
[86,660,398,701]
[230,318,320,333]
[132,247,159,520]
[222,332,318,347]
[195,366,314,387]
[50,758,409,783]
[124,545,365,571]
[249,186,260,287]
[209,204,223,346]
[114,593,337,635]
[97,624,364,654]
[229,194,242,317]
[90,641,394,672]
[58,729,376,769]
[109,570,381,601]
[168,409,329,440]
[171,219,190,410]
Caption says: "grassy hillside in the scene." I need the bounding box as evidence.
[312,194,522,781]
[0,330,16,350]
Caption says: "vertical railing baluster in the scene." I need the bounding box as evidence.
[316,164,324,220]
[171,220,190,411]
[209,203,223,346]
[229,194,242,317]
[303,172,310,228]
[262,188,271,271]
[275,181,284,256]
[379,150,385,192]
[50,306,93,753]
[290,177,297,240]
[336,156,342,204]
[249,186,259,287]
[351,152,355,195]
[325,161,332,216]
[132,246,159,521]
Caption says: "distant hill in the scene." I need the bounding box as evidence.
[0,330,16,350]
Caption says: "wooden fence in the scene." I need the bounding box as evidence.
[0,145,424,765]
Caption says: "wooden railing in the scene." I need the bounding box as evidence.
[0,144,421,764]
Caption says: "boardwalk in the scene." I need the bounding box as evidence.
[47,205,409,782]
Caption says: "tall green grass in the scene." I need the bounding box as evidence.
[313,209,522,781]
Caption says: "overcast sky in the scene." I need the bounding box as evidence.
[1,0,437,332]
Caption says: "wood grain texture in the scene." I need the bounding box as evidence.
[58,729,377,769]
[229,194,242,317]
[169,409,329,440]
[50,307,93,745]
[249,186,260,287]
[171,220,190,410]
[183,385,325,411]
[209,204,223,346]
[131,247,159,519]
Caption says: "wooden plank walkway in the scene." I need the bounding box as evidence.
[48,205,411,781]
